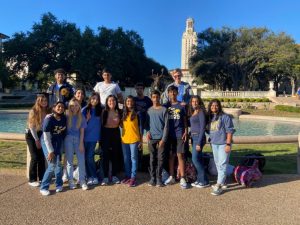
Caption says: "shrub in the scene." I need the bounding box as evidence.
[231,98,237,102]
[262,98,270,102]
[223,98,230,102]
[244,98,251,102]
[250,98,256,102]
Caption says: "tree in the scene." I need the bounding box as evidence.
[3,12,167,90]
[190,27,300,92]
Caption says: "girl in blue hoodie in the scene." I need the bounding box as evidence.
[82,92,102,186]
[207,99,234,196]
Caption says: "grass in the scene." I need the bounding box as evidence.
[242,109,300,118]
[0,141,27,169]
[1,141,296,174]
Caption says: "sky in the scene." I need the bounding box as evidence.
[1,0,300,69]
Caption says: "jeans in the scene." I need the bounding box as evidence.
[40,140,63,190]
[211,144,230,185]
[148,140,165,180]
[65,135,86,183]
[84,142,97,179]
[191,134,209,185]
[25,131,45,182]
[122,142,139,178]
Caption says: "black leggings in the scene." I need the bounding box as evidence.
[102,127,122,177]
[25,130,45,182]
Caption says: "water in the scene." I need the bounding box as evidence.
[0,113,300,136]
[0,113,28,133]
[233,119,300,136]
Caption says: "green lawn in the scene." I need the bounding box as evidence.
[242,109,300,118]
[1,141,297,174]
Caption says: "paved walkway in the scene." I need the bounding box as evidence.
[0,170,300,225]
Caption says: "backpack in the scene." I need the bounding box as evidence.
[239,153,266,172]
[234,159,262,187]
[177,159,197,183]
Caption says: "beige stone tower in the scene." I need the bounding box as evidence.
[181,18,197,85]
[181,18,198,70]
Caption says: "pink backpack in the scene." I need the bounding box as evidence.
[234,159,262,187]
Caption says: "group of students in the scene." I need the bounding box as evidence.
[26,68,234,197]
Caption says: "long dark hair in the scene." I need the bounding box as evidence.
[207,99,224,123]
[187,95,206,118]
[86,92,102,117]
[102,95,121,126]
[122,95,137,121]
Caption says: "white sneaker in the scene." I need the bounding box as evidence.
[56,186,63,193]
[195,183,210,188]
[92,178,99,185]
[87,178,94,186]
[212,184,227,190]
[180,178,188,189]
[191,181,199,187]
[81,183,88,191]
[164,176,176,185]
[62,174,68,183]
[112,176,120,184]
[28,181,40,187]
[101,178,109,186]
[69,181,76,190]
[40,189,50,196]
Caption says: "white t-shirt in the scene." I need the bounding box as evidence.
[93,81,122,106]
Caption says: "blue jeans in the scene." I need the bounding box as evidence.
[122,142,139,178]
[191,134,209,185]
[211,144,230,185]
[84,142,97,179]
[65,135,86,183]
[40,140,63,190]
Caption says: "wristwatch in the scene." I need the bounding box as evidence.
[226,143,231,146]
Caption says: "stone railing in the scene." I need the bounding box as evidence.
[200,90,276,98]
[123,87,151,97]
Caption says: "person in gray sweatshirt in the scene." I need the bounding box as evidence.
[207,99,234,196]
[145,90,169,187]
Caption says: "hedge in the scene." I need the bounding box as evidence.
[202,98,270,103]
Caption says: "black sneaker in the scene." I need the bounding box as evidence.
[148,178,156,187]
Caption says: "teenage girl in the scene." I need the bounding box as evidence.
[82,92,102,185]
[188,96,209,188]
[26,93,50,187]
[40,101,67,196]
[65,98,88,190]
[207,99,234,196]
[121,96,143,187]
[101,95,122,185]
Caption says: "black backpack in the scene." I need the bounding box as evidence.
[239,153,266,172]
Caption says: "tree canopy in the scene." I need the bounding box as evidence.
[3,13,168,90]
[190,27,300,92]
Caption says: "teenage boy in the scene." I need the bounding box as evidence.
[94,69,124,106]
[134,82,152,128]
[47,68,74,107]
[145,90,168,187]
[163,85,188,189]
